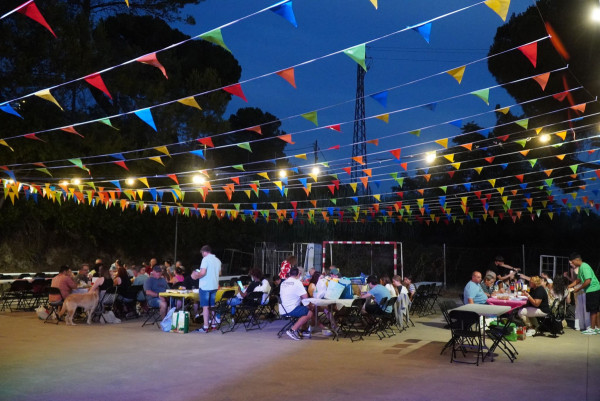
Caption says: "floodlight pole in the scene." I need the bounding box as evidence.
[174,212,179,262]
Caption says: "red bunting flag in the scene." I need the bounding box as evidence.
[400,162,407,171]
[231,177,240,185]
[197,137,214,148]
[327,185,335,194]
[24,133,44,142]
[84,73,113,99]
[136,53,168,79]
[16,1,56,37]
[484,156,495,164]
[223,84,248,102]
[327,145,340,150]
[518,42,537,68]
[447,171,455,179]
[496,135,509,142]
[113,160,129,170]
[342,167,351,175]
[389,148,401,160]
[515,174,524,183]
[327,124,341,132]
[290,201,297,210]
[167,174,179,184]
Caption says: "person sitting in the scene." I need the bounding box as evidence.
[381,276,395,297]
[74,264,91,285]
[170,267,185,286]
[306,271,321,297]
[271,276,281,297]
[403,275,416,301]
[143,265,168,319]
[464,271,488,304]
[303,267,316,283]
[480,272,497,297]
[361,274,393,314]
[519,276,550,336]
[280,266,313,340]
[228,268,263,314]
[49,265,78,303]
[279,254,296,280]
[392,275,409,296]
[253,270,271,303]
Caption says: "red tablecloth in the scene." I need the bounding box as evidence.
[486,297,527,311]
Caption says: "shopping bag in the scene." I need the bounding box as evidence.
[338,278,353,299]
[161,307,176,332]
[324,280,345,300]
[171,311,190,333]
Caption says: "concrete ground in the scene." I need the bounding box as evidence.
[0,302,598,401]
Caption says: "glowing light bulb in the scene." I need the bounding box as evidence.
[126,178,135,186]
[539,134,550,143]
[425,151,436,163]
[311,167,320,175]
[278,170,287,178]
[592,5,600,22]
[193,175,205,184]
[72,178,81,185]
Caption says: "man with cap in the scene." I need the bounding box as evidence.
[143,265,168,319]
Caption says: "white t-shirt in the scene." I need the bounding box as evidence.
[198,254,221,291]
[279,277,306,315]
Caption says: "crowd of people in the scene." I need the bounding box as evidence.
[463,253,600,337]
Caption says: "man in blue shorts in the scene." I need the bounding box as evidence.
[280,266,313,340]
[192,245,221,333]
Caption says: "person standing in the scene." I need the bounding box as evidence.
[279,254,297,280]
[192,245,221,333]
[567,253,600,335]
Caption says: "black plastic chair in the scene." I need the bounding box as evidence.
[485,309,519,362]
[448,310,484,366]
[44,287,64,324]
[336,298,366,341]
[276,296,299,338]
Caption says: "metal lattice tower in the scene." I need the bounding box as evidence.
[351,64,368,196]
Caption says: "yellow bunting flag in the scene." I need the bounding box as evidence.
[370,0,378,9]
[451,162,461,170]
[148,156,164,166]
[34,89,63,110]
[443,154,455,162]
[154,146,170,156]
[484,0,511,21]
[178,96,202,110]
[257,172,270,180]
[474,167,483,174]
[295,154,307,160]
[446,66,466,84]
[375,113,389,123]
[138,177,149,188]
[555,131,567,140]
[435,138,448,148]
[0,139,14,151]
[349,182,358,193]
[496,106,510,114]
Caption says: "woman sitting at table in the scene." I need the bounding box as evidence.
[228,268,262,314]
[480,273,497,297]
[307,271,321,297]
[519,276,550,335]
[170,267,185,286]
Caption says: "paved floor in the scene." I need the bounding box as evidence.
[0,304,598,401]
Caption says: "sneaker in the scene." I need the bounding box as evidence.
[301,330,312,339]
[286,329,301,341]
[582,328,597,335]
[322,329,333,336]
[194,327,210,333]
[526,329,536,337]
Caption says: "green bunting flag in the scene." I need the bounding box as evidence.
[200,29,230,53]
[343,43,367,71]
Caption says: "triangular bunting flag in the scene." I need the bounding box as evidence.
[34,89,63,110]
[343,43,367,71]
[200,28,230,52]
[223,84,248,102]
[446,66,466,84]
[518,42,538,68]
[270,1,298,27]
[178,96,202,110]
[276,67,296,88]
[301,111,318,126]
[136,53,168,78]
[412,22,432,44]
[84,73,112,99]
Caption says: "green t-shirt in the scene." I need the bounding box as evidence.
[578,262,600,293]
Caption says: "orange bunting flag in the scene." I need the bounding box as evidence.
[389,148,401,160]
[327,124,341,132]
[16,0,57,37]
[247,126,262,135]
[61,126,84,138]
[533,72,550,91]
[352,156,365,165]
[84,73,112,99]
[460,143,473,151]
[136,53,168,79]
[400,162,408,171]
[197,137,214,148]
[366,139,379,146]
[359,176,369,188]
[231,177,240,185]
[276,68,296,88]
[363,168,372,177]
[570,104,586,114]
[278,134,295,144]
[223,84,247,102]
[518,42,537,68]
[167,174,179,184]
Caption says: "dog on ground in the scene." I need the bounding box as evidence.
[59,289,99,325]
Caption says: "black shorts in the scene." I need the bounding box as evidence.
[585,290,600,313]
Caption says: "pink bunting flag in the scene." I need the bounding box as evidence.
[223,84,247,102]
[136,53,168,79]
[84,73,113,99]
[518,42,537,68]
[16,0,56,37]
[61,126,84,138]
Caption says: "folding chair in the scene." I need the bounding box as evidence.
[439,301,458,355]
[236,292,266,331]
[276,297,299,338]
[141,290,162,328]
[485,308,519,362]
[362,297,387,338]
[44,287,64,324]
[335,298,366,341]
[211,290,236,333]
[411,285,428,316]
[375,297,398,339]
[93,286,119,324]
[425,284,442,315]
[448,310,485,366]
[117,285,144,320]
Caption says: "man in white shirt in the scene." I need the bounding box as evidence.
[191,245,221,333]
[279,267,313,340]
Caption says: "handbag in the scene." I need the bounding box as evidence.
[324,280,345,300]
